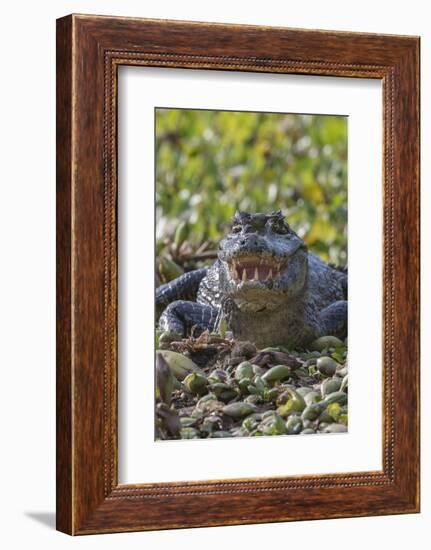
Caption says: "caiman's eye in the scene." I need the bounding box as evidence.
[271,221,289,235]
[231,225,242,234]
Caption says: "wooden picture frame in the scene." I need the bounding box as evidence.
[56,14,420,535]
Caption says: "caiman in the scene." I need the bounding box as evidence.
[156,211,347,349]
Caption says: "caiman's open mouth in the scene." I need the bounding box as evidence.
[228,254,287,283]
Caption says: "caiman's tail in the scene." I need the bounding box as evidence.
[156,268,208,320]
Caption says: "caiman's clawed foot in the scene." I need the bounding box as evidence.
[159,300,219,337]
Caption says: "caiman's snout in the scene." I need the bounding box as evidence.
[238,235,262,249]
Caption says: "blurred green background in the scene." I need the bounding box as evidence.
[155,108,347,285]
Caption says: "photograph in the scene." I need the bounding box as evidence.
[155,107,348,440]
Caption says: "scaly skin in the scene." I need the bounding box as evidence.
[157,211,347,349]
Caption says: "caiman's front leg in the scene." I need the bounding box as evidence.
[159,300,219,337]
[319,300,348,340]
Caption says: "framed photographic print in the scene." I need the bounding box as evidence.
[56,14,420,534]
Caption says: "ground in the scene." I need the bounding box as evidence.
[155,329,348,440]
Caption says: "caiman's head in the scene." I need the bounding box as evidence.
[218,211,308,312]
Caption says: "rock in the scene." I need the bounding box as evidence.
[324,423,348,433]
[277,389,306,417]
[231,341,257,358]
[157,350,202,380]
[234,361,254,381]
[316,356,338,377]
[304,391,321,406]
[296,387,314,397]
[286,415,303,434]
[320,391,348,407]
[222,402,257,418]
[321,377,342,397]
[259,414,287,435]
[311,336,344,352]
[262,365,292,384]
[183,372,208,395]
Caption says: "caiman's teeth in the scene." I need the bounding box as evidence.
[254,267,259,280]
[266,268,273,281]
[235,268,240,280]
[242,269,247,282]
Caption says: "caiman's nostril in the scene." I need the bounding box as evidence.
[240,236,260,247]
